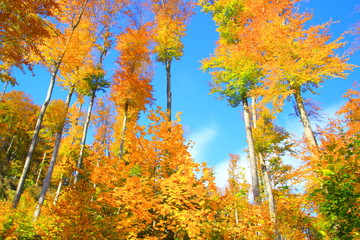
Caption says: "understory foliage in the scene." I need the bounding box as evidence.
[0,0,359,239]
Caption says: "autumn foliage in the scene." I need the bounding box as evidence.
[0,0,359,239]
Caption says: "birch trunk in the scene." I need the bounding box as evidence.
[34,88,74,220]
[242,98,260,203]
[74,90,95,183]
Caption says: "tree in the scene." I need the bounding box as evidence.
[12,0,96,209]
[151,0,194,121]
[201,0,262,203]
[90,109,218,238]
[307,85,360,239]
[0,0,57,71]
[0,91,39,178]
[74,64,109,183]
[34,92,73,219]
[253,1,354,148]
[112,20,154,157]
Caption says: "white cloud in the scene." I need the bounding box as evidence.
[213,152,251,190]
[319,100,345,120]
[188,123,218,162]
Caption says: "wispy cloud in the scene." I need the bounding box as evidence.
[319,100,345,120]
[188,123,218,162]
[213,152,251,190]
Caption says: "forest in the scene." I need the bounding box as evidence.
[0,0,359,239]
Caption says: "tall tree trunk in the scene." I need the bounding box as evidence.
[0,136,14,175]
[251,97,278,226]
[34,88,74,219]
[166,60,172,122]
[11,1,88,208]
[293,91,318,148]
[242,98,260,204]
[35,152,47,186]
[119,102,129,158]
[259,153,278,227]
[0,81,8,102]
[12,62,61,209]
[53,178,63,205]
[74,90,96,183]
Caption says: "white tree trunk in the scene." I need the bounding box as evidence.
[74,90,95,183]
[242,98,260,203]
[34,88,73,220]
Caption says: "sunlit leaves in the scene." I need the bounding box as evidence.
[0,0,57,71]
[152,0,194,63]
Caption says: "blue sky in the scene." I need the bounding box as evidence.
[9,0,360,188]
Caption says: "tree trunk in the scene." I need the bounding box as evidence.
[293,91,318,148]
[242,98,260,204]
[36,152,47,186]
[2,135,15,175]
[53,178,63,205]
[12,63,60,209]
[251,97,277,224]
[74,90,96,183]
[165,60,172,122]
[34,132,61,219]
[34,88,74,220]
[11,0,88,207]
[119,102,129,158]
[259,153,277,221]
[0,81,8,102]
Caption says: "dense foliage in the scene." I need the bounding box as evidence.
[0,0,359,239]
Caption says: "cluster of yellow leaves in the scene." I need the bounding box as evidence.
[0,190,38,239]
[112,24,154,116]
[152,0,194,63]
[0,0,57,71]
[87,109,219,239]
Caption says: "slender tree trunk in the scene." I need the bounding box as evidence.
[74,90,96,183]
[11,0,88,207]
[34,132,61,219]
[242,98,260,204]
[251,98,280,239]
[234,202,239,225]
[36,152,47,186]
[251,97,277,223]
[34,88,74,219]
[53,178,63,205]
[293,91,318,148]
[0,81,8,102]
[165,60,172,121]
[5,135,15,159]
[1,136,14,175]
[259,154,277,220]
[119,102,129,158]
[12,62,60,209]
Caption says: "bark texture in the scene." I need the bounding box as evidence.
[242,98,260,203]
[294,91,318,148]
